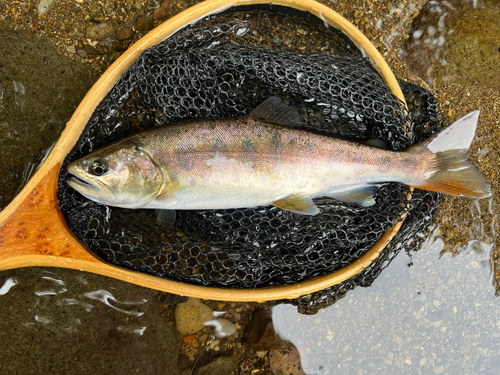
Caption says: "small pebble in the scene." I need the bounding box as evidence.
[153,2,169,20]
[66,45,76,54]
[85,23,115,41]
[233,312,241,322]
[433,365,445,374]
[38,0,55,16]
[135,15,154,31]
[182,334,199,348]
[269,341,305,375]
[83,44,99,57]
[115,27,135,41]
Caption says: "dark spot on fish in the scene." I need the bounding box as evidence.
[303,139,316,153]
[211,136,227,152]
[289,138,298,146]
[241,138,256,153]
[379,155,392,167]
[241,137,257,168]
[269,131,282,165]
[175,146,196,171]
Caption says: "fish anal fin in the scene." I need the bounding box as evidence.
[249,96,304,127]
[327,184,381,207]
[272,194,320,215]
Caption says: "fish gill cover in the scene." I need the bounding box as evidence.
[57,5,444,313]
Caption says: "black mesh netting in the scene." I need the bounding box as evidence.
[57,5,445,313]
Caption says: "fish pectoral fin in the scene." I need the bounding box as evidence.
[272,194,320,215]
[156,179,181,200]
[249,96,304,127]
[155,209,177,226]
[327,184,381,207]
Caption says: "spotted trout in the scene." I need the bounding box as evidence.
[67,97,491,219]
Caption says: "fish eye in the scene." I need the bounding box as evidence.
[90,159,108,176]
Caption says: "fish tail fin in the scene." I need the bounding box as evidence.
[408,110,491,198]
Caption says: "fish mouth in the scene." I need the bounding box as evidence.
[66,166,110,198]
[66,175,100,192]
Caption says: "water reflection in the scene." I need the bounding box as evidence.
[0,277,18,295]
[0,270,150,332]
[0,268,180,373]
[273,233,499,374]
[84,290,147,316]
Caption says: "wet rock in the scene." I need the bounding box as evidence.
[195,355,239,375]
[115,27,135,41]
[82,44,99,57]
[175,298,212,335]
[76,49,86,58]
[269,341,305,375]
[99,38,124,53]
[85,23,115,41]
[135,15,154,31]
[154,1,170,20]
[247,309,282,352]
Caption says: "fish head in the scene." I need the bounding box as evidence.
[66,141,164,208]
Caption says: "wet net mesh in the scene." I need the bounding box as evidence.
[57,5,444,312]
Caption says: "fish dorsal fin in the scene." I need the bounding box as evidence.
[326,184,381,207]
[272,194,320,215]
[249,96,304,127]
[426,110,479,153]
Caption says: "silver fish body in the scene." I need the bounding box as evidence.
[67,98,491,215]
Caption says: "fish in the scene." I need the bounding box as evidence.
[67,97,491,222]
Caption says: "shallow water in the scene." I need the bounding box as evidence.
[273,230,499,373]
[1,0,499,374]
[0,28,96,209]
